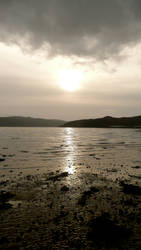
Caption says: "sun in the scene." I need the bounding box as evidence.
[58,69,83,91]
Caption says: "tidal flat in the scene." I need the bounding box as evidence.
[0,127,141,249]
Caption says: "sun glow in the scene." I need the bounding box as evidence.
[58,69,83,91]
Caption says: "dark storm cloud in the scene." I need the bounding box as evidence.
[0,0,141,58]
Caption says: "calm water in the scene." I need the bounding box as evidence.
[0,127,141,182]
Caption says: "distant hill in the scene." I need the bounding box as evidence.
[62,116,141,128]
[0,116,66,127]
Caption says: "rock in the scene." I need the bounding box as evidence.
[61,185,69,192]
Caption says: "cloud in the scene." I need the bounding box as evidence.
[0,0,141,59]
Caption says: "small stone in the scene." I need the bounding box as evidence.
[61,185,69,192]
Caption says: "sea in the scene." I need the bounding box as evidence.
[0,127,141,184]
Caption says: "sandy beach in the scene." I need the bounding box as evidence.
[0,128,141,249]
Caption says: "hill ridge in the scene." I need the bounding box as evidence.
[0,116,66,127]
[62,115,141,128]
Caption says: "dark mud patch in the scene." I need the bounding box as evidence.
[78,186,99,206]
[129,174,141,180]
[0,180,9,186]
[61,185,69,192]
[0,158,5,162]
[107,168,118,173]
[87,213,131,247]
[132,165,141,169]
[53,211,69,224]
[124,198,136,207]
[11,137,20,140]
[1,154,7,158]
[0,191,15,210]
[0,191,14,202]
[46,172,69,182]
[33,151,48,155]
[120,182,141,195]
[8,154,15,158]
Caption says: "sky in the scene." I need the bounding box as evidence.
[0,0,141,120]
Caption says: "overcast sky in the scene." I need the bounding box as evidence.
[0,0,141,120]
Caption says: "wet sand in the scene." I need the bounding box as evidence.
[0,165,141,249]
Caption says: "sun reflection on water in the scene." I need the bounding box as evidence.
[67,164,75,174]
[64,128,76,174]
